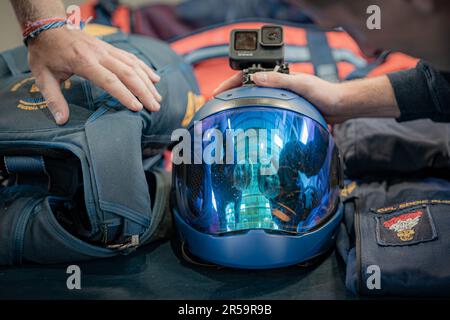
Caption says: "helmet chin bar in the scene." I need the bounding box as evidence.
[173,205,343,269]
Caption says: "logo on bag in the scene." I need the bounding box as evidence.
[11,77,71,111]
[340,181,357,197]
[383,210,423,241]
[181,91,206,127]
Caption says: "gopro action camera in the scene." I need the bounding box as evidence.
[229,25,289,84]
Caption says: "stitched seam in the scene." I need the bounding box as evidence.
[99,200,151,227]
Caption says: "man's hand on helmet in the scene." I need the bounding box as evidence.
[214,71,400,124]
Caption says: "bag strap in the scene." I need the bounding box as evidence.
[3,156,47,175]
[85,111,151,242]
[3,155,50,188]
[305,29,339,82]
[345,51,390,80]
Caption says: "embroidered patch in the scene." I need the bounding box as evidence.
[376,208,437,246]
[374,199,450,214]
[181,91,206,127]
[340,181,357,197]
[11,77,71,111]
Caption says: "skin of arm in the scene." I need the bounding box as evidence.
[10,0,162,125]
[213,71,400,124]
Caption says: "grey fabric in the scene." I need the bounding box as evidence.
[334,118,450,179]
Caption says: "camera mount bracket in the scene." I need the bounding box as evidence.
[242,63,290,85]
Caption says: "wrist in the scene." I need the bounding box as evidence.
[27,26,68,47]
[333,83,350,116]
[22,16,79,46]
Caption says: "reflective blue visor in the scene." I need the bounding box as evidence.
[174,106,340,235]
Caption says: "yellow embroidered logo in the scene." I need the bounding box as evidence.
[376,199,450,214]
[181,91,206,127]
[11,77,71,111]
[340,181,357,197]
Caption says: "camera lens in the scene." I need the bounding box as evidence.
[261,26,283,46]
[234,31,258,51]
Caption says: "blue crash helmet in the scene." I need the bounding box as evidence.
[172,86,343,269]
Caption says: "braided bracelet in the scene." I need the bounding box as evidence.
[23,18,68,46]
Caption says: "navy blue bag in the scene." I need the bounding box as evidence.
[0,32,199,265]
[337,178,450,296]
[335,118,450,296]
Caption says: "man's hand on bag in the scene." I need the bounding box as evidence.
[213,71,401,124]
[28,27,162,125]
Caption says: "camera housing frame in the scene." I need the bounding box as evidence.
[229,25,285,71]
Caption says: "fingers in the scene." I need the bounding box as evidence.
[251,72,295,90]
[102,56,161,111]
[117,49,161,83]
[34,70,70,125]
[109,48,162,102]
[73,40,163,113]
[74,61,146,112]
[213,71,243,95]
[137,58,161,83]
[213,71,304,96]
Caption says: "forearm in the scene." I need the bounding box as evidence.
[337,75,401,119]
[10,0,66,26]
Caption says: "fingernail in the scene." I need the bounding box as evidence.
[54,112,63,124]
[133,100,143,111]
[155,74,161,81]
[156,93,162,102]
[153,101,161,111]
[254,73,268,83]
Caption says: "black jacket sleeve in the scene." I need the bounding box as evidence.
[387,61,450,122]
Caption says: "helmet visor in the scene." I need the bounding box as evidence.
[174,106,340,235]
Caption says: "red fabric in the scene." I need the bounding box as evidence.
[367,52,419,77]
[171,22,418,100]
[80,1,96,22]
[192,58,237,101]
[172,22,308,55]
[172,22,368,99]
[112,6,131,33]
[79,1,130,33]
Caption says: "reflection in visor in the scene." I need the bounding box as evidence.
[174,107,340,235]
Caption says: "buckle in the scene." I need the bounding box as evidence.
[107,235,140,250]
